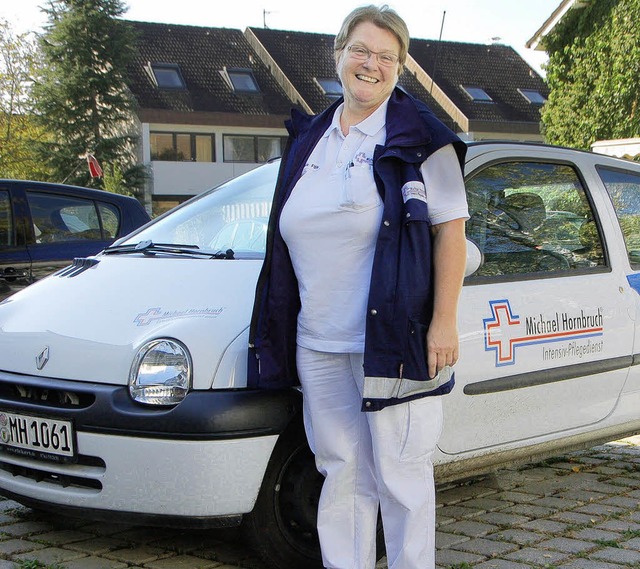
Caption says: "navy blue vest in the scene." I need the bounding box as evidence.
[249,88,466,410]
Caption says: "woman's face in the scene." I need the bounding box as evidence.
[336,21,401,117]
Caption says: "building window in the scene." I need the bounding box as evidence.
[150,132,215,162]
[222,68,260,93]
[461,86,493,102]
[152,195,193,217]
[519,89,547,105]
[149,63,186,89]
[315,77,343,100]
[223,135,285,163]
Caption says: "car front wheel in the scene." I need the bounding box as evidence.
[243,419,385,569]
[243,421,324,569]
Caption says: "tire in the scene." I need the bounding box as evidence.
[243,419,385,569]
[243,421,324,569]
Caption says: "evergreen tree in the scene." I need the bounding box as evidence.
[33,0,145,192]
[542,0,640,150]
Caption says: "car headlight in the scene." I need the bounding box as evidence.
[129,339,192,405]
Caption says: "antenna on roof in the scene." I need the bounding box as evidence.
[430,10,446,96]
[263,9,274,29]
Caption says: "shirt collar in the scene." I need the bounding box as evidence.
[323,97,390,139]
[323,104,344,139]
[355,98,389,136]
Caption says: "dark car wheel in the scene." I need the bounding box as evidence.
[243,422,324,569]
[243,420,385,569]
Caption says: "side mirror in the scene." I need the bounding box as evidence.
[465,239,483,277]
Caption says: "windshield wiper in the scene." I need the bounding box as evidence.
[103,240,235,259]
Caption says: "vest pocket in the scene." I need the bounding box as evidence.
[403,318,430,381]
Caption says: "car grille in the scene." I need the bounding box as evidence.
[0,382,94,408]
[0,449,104,492]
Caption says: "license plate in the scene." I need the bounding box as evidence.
[0,411,76,462]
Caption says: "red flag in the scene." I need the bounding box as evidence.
[87,154,103,178]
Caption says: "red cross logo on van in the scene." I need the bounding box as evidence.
[483,299,521,366]
[483,299,605,367]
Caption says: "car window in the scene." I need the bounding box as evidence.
[27,192,104,243]
[0,191,12,247]
[97,203,120,239]
[596,166,640,269]
[466,161,605,278]
[123,160,278,258]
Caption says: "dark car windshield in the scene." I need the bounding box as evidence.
[119,161,278,258]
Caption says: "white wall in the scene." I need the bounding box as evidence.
[592,138,640,160]
[149,160,260,196]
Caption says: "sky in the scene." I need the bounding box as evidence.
[0,0,560,75]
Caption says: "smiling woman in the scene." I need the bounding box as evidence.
[247,5,469,569]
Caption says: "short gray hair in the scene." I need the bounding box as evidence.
[334,5,410,67]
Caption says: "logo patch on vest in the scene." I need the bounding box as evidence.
[401,181,427,204]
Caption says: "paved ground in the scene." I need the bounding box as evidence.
[0,436,639,569]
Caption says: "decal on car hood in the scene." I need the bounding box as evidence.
[483,299,604,367]
[134,307,225,326]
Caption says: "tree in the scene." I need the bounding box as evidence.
[33,0,145,192]
[0,18,52,180]
[542,0,640,149]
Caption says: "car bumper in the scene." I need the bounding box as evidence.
[0,370,300,522]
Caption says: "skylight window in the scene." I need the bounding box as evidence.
[519,89,547,105]
[315,77,343,100]
[150,63,186,89]
[461,86,493,102]
[225,68,260,93]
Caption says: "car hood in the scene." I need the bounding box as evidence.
[0,255,262,388]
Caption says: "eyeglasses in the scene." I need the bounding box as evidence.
[346,45,399,67]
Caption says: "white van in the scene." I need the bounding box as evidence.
[0,142,639,568]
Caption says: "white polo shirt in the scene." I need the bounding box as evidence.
[279,100,468,353]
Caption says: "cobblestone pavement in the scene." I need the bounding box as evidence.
[0,436,639,569]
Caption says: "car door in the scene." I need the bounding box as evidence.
[439,146,635,456]
[24,189,116,283]
[0,187,32,301]
[594,163,640,384]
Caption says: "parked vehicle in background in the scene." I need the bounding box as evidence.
[0,143,639,568]
[0,180,150,300]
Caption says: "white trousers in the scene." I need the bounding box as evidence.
[296,347,444,569]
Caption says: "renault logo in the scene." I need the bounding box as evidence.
[36,347,50,370]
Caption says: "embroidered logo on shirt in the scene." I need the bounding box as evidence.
[353,152,373,166]
[302,162,319,176]
[401,181,427,203]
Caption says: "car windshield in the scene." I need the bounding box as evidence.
[119,160,278,259]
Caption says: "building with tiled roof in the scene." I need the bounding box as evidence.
[128,21,295,212]
[125,21,549,213]
[407,39,549,140]
[245,27,459,131]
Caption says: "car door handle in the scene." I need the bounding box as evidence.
[0,267,29,280]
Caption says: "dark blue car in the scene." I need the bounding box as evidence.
[0,180,150,300]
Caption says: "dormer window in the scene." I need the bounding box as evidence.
[315,77,343,100]
[519,89,547,105]
[149,63,186,89]
[461,86,493,103]
[222,68,260,93]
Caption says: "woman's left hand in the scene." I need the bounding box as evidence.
[426,317,459,379]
